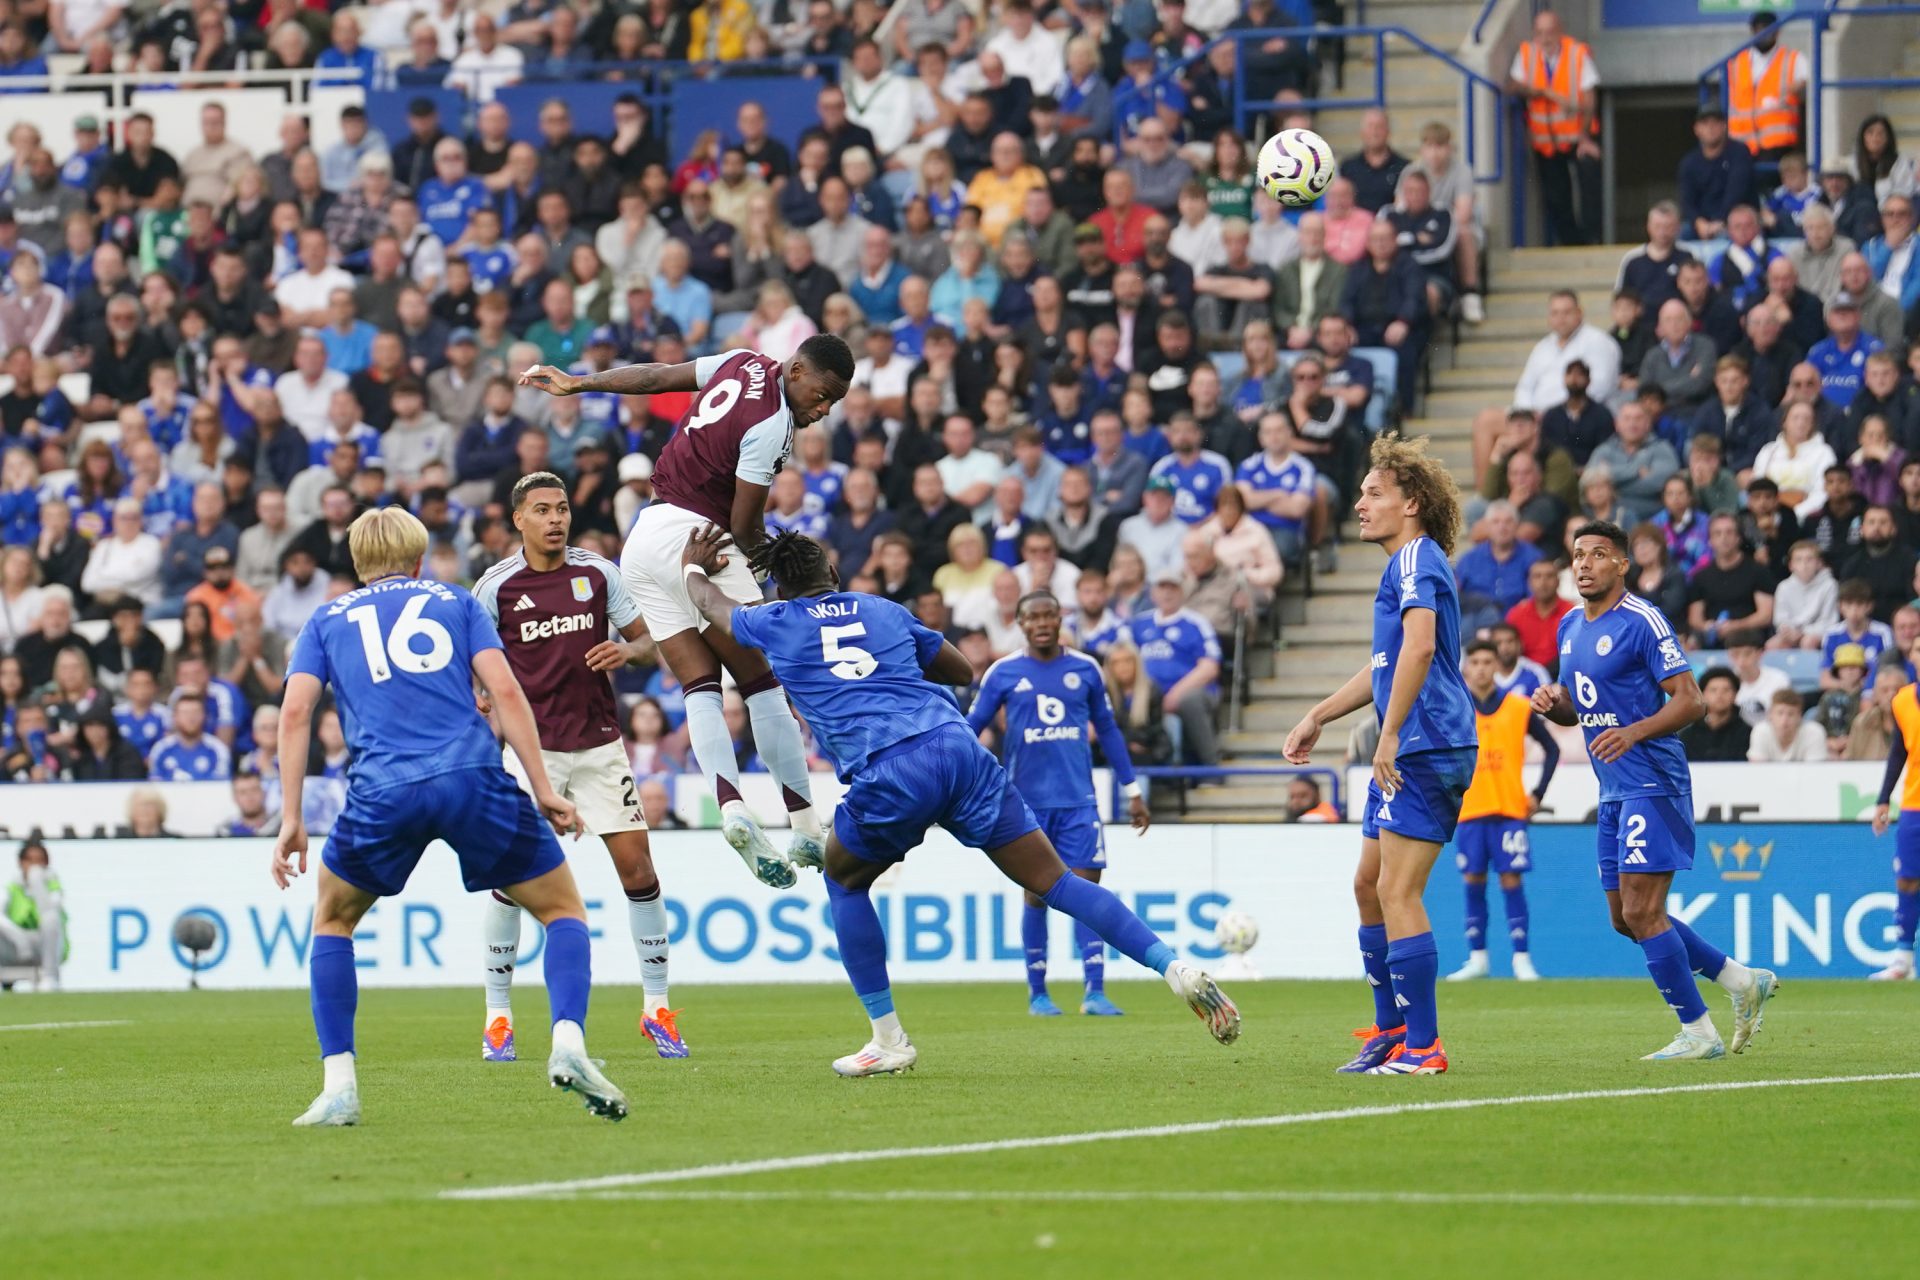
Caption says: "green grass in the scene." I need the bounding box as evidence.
[5,979,1918,1280]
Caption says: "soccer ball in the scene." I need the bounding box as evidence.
[1214,910,1260,955]
[1257,128,1336,208]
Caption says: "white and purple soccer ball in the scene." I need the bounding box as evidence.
[1257,128,1336,209]
[1214,910,1260,955]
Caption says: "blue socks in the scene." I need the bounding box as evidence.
[1021,903,1049,997]
[1503,883,1530,953]
[1386,932,1439,1048]
[1898,888,1920,948]
[542,916,591,1027]
[1669,919,1728,982]
[310,934,357,1058]
[1042,872,1174,975]
[1358,924,1399,1030]
[1076,921,1105,995]
[826,876,895,1013]
[1640,926,1708,1023]
[1462,879,1488,950]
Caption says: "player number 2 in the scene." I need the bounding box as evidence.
[685,378,741,430]
[345,595,454,683]
[821,622,878,680]
[1624,813,1647,850]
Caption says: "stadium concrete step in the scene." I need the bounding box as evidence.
[1449,338,1548,369]
[1429,366,1524,393]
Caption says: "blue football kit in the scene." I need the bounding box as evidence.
[1556,592,1696,891]
[1361,535,1478,846]
[286,575,564,898]
[968,648,1138,869]
[729,592,1039,861]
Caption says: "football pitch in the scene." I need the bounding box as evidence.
[6,979,1918,1280]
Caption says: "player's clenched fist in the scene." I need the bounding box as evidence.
[518,365,581,396]
[1531,684,1566,716]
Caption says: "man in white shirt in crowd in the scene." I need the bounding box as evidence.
[935,414,1003,519]
[842,38,916,159]
[1727,630,1791,725]
[274,227,356,329]
[446,13,523,103]
[273,336,350,442]
[983,0,1063,97]
[851,325,912,420]
[1472,287,1619,474]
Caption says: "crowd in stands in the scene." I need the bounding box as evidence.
[0,0,1451,827]
[1455,11,1920,768]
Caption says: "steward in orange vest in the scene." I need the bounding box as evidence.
[1726,13,1805,159]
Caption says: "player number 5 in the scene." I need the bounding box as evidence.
[345,595,454,683]
[821,622,878,680]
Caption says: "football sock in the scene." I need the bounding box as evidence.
[744,685,820,838]
[482,890,521,1020]
[1041,870,1174,975]
[1076,920,1105,995]
[322,1051,355,1093]
[1670,918,1751,989]
[1386,932,1439,1047]
[1897,888,1920,949]
[1462,879,1488,950]
[1021,903,1049,997]
[826,876,901,1040]
[1639,926,1708,1024]
[626,884,670,1013]
[682,687,744,809]
[542,917,591,1028]
[1358,924,1400,1030]
[310,934,357,1059]
[1502,883,1531,953]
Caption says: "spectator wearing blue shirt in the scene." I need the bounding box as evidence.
[1037,366,1095,465]
[1861,194,1920,315]
[1236,411,1319,564]
[315,12,383,88]
[1677,105,1756,242]
[1762,153,1820,239]
[650,241,713,351]
[1006,427,1067,520]
[1708,206,1782,313]
[459,209,516,294]
[1125,569,1222,767]
[146,692,231,781]
[1080,325,1129,415]
[1455,501,1545,637]
[1146,413,1231,524]
[454,377,527,486]
[317,288,379,374]
[0,24,48,94]
[113,672,170,759]
[415,139,491,247]
[1088,410,1148,517]
[59,118,109,195]
[846,226,910,327]
[1112,42,1187,141]
[1806,291,1884,410]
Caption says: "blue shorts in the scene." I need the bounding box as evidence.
[1595,794,1695,892]
[324,766,566,899]
[1895,810,1920,880]
[836,723,1041,864]
[1035,805,1107,870]
[1361,747,1476,845]
[1454,816,1532,876]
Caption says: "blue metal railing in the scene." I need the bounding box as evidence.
[1472,0,1549,47]
[1695,3,1920,174]
[1117,25,1509,192]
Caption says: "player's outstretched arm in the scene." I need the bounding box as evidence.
[473,648,581,839]
[270,672,321,889]
[924,640,975,686]
[682,525,744,639]
[1283,664,1374,764]
[517,360,700,398]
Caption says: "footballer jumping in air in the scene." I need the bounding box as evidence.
[967,590,1152,1017]
[471,473,685,1062]
[1866,672,1920,980]
[520,336,855,890]
[681,526,1238,1076]
[1284,435,1477,1076]
[270,507,626,1126]
[1533,521,1780,1059]
[1446,639,1559,982]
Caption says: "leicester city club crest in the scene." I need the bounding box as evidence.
[1596,635,1613,656]
[571,576,593,602]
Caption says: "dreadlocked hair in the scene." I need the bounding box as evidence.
[1368,433,1462,556]
[753,530,833,593]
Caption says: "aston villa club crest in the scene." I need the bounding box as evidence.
[571,576,593,602]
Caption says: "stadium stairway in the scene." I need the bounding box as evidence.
[1188,244,1628,823]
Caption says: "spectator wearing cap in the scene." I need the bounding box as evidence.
[1678,104,1756,242]
[60,114,109,196]
[1817,163,1882,247]
[1862,194,1920,316]
[1125,568,1222,768]
[1112,40,1186,140]
[185,545,259,645]
[391,97,449,194]
[1116,475,1187,579]
[1806,290,1883,410]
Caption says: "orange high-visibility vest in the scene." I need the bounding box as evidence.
[1727,45,1803,154]
[1518,36,1597,157]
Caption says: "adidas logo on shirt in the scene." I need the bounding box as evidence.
[1013,678,1032,691]
[514,595,536,612]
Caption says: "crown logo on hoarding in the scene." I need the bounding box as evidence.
[1707,838,1772,882]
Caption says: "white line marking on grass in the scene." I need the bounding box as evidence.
[439,1071,1920,1202]
[0,1020,131,1033]
[570,1189,1920,1213]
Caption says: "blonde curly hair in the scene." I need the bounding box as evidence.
[1367,433,1462,556]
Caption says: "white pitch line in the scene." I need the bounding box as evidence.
[0,1020,131,1033]
[439,1071,1920,1202]
[570,1189,1920,1213]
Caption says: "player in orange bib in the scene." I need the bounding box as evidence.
[1868,673,1920,980]
[1446,640,1559,981]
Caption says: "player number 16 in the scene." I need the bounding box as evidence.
[345,595,455,683]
